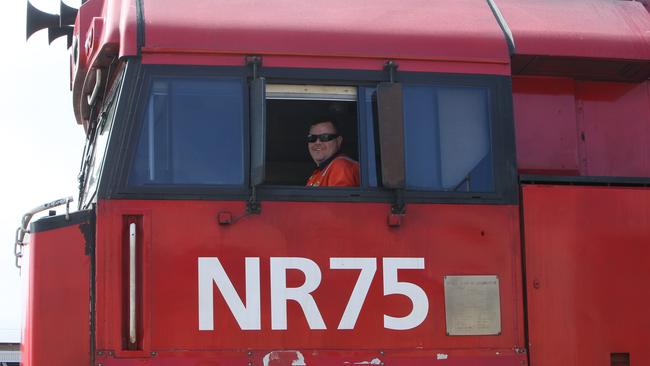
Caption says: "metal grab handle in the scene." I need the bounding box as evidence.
[14,196,74,269]
[129,222,137,346]
[87,68,103,106]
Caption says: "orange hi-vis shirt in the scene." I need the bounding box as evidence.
[306,155,360,187]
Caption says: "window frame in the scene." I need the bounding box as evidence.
[99,61,252,200]
[99,61,517,205]
[128,75,249,187]
[79,64,126,209]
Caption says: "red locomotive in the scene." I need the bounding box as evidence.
[19,1,650,365]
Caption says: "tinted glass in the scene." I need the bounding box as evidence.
[403,85,494,192]
[129,77,245,186]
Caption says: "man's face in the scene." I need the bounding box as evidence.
[308,121,342,165]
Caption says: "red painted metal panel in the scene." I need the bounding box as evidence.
[513,76,579,175]
[576,81,650,177]
[140,0,510,73]
[523,185,650,366]
[495,0,650,60]
[96,349,526,366]
[95,199,525,364]
[513,78,650,178]
[22,223,90,366]
[73,0,515,124]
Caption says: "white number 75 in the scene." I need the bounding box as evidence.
[330,257,429,330]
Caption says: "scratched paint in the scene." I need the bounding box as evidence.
[262,351,306,366]
[353,358,382,365]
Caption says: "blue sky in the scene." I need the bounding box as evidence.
[0,0,83,342]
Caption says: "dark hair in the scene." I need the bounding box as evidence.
[308,120,340,134]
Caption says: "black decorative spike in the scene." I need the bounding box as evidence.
[26,1,60,41]
[60,1,78,27]
[48,26,74,48]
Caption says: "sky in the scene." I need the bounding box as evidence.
[0,0,84,342]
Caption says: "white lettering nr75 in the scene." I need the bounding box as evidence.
[198,257,429,331]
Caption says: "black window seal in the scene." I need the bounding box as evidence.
[101,63,518,205]
[80,63,127,209]
[106,186,509,205]
[99,59,146,200]
[520,174,650,187]
[99,61,252,199]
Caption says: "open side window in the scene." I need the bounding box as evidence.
[263,84,360,186]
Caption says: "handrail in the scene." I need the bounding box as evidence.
[14,196,73,269]
[129,222,137,345]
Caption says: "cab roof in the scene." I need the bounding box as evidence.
[496,0,650,61]
[139,0,511,71]
[72,0,650,126]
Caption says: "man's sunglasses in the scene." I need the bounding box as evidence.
[307,133,339,143]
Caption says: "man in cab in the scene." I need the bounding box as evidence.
[305,120,359,187]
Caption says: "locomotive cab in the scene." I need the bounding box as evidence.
[20,1,650,366]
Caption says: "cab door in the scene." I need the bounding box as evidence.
[523,184,650,366]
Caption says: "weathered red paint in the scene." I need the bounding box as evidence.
[94,200,525,363]
[140,0,510,69]
[513,76,580,175]
[96,349,527,366]
[72,0,514,126]
[22,223,90,366]
[496,0,650,60]
[575,80,650,177]
[513,78,650,178]
[523,185,650,365]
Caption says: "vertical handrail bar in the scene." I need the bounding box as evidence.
[129,222,137,345]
